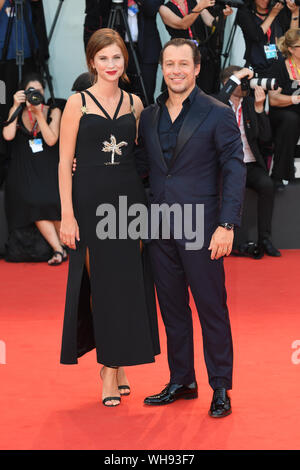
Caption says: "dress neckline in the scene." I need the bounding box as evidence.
[84,89,124,120]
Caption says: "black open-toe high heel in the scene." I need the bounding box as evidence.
[117,367,131,396]
[118,385,131,396]
[100,366,121,407]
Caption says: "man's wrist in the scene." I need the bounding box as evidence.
[219,223,235,231]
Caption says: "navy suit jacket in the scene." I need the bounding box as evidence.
[136,87,247,247]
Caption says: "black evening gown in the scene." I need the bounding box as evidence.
[60,90,160,367]
[5,108,61,231]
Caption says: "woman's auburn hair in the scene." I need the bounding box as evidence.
[86,28,129,83]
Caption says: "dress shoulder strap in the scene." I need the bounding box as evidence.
[128,93,136,118]
[80,92,87,114]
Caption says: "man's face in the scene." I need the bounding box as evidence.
[162,45,200,95]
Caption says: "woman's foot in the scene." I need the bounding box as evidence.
[100,366,121,407]
[48,245,68,266]
[48,251,64,265]
[117,367,131,396]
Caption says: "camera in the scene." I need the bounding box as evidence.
[24,88,44,106]
[216,0,245,8]
[269,0,300,6]
[241,76,279,91]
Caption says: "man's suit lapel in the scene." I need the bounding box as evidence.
[149,104,168,171]
[169,93,212,169]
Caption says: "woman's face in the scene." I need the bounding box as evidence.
[91,43,125,83]
[24,80,44,108]
[255,0,270,11]
[289,40,300,62]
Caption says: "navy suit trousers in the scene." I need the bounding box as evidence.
[148,237,233,390]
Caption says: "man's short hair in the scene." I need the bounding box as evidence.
[220,65,242,84]
[159,38,201,66]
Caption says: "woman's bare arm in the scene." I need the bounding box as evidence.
[34,106,62,146]
[159,0,213,30]
[59,94,81,219]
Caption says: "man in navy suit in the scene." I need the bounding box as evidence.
[137,38,246,417]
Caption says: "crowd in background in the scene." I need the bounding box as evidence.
[0,0,300,263]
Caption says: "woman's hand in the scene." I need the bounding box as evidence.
[13,90,26,107]
[269,2,284,17]
[60,215,80,250]
[223,4,233,16]
[286,0,299,14]
[27,102,44,117]
[197,0,215,9]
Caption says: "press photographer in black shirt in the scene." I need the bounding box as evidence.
[159,0,233,93]
[237,0,300,75]
[217,66,281,258]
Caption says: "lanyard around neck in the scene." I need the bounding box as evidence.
[171,0,194,39]
[27,104,44,138]
[256,11,272,44]
[289,58,300,80]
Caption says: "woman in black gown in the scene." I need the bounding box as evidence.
[59,29,160,407]
[2,73,64,265]
[159,0,233,94]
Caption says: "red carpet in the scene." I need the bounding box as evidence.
[0,252,300,450]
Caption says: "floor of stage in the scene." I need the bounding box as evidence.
[0,251,299,451]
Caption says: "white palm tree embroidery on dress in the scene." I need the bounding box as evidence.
[102,134,128,165]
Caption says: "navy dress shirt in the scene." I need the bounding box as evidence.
[158,87,198,167]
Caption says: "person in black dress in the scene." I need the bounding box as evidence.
[268,28,300,188]
[2,73,64,265]
[59,29,160,407]
[236,0,299,76]
[159,0,233,94]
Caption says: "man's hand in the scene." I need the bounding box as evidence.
[208,226,234,260]
[254,85,266,113]
[234,67,254,81]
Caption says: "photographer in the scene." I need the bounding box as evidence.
[217,65,281,258]
[134,1,164,103]
[0,0,48,184]
[100,1,163,104]
[84,0,112,49]
[267,28,300,188]
[236,0,300,75]
[159,0,234,93]
[2,73,64,265]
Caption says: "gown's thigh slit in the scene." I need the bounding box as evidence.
[85,246,93,311]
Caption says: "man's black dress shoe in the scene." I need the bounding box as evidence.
[231,241,264,259]
[209,388,232,418]
[260,238,281,257]
[144,382,198,405]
